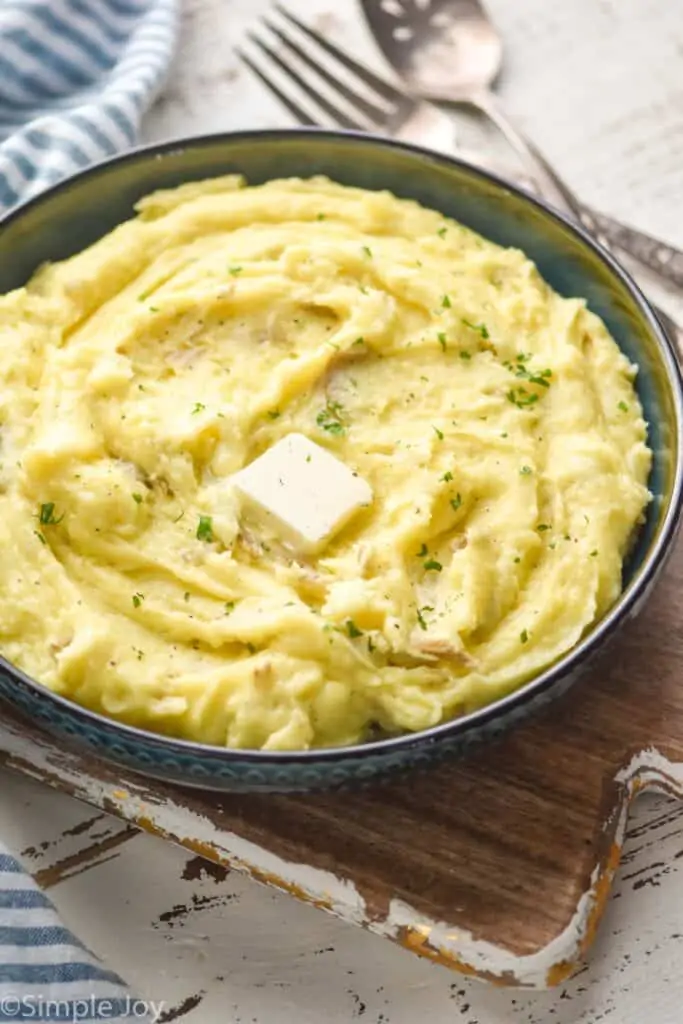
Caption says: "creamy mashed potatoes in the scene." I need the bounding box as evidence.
[0,176,651,750]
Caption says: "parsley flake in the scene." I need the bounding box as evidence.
[507,388,540,409]
[267,409,281,420]
[196,515,214,542]
[437,226,448,238]
[132,492,144,504]
[537,523,551,532]
[437,332,447,352]
[316,400,346,436]
[132,593,144,608]
[228,266,243,276]
[520,465,532,476]
[362,245,373,258]
[424,559,442,572]
[618,401,629,412]
[450,493,462,511]
[520,629,529,644]
[34,530,46,545]
[346,619,363,638]
[461,319,490,339]
[39,502,63,526]
[416,605,433,630]
[441,471,453,482]
[225,601,235,614]
[191,402,205,415]
[316,213,326,220]
[433,426,444,440]
[460,351,472,361]
[442,294,452,309]
[417,543,429,557]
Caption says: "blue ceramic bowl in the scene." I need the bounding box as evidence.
[0,130,681,793]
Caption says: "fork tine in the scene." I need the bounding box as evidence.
[237,48,319,127]
[274,4,406,105]
[263,18,389,126]
[247,32,366,132]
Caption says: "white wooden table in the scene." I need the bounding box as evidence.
[3,0,683,1020]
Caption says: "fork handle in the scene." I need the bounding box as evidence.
[471,89,683,289]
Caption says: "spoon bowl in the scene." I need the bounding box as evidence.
[363,0,502,101]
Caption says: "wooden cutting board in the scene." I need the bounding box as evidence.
[2,530,683,988]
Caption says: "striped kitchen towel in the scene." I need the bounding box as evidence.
[0,844,157,1021]
[0,0,179,213]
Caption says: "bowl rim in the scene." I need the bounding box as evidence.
[2,126,682,765]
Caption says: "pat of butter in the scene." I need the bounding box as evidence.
[232,433,372,555]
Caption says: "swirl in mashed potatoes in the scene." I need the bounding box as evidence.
[0,176,651,750]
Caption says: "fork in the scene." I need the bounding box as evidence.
[238,7,682,348]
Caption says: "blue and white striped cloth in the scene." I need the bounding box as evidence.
[0,846,155,1021]
[0,0,178,212]
[0,2,178,1015]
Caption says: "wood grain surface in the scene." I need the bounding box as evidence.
[3,529,683,985]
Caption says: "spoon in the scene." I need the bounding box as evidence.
[360,0,683,289]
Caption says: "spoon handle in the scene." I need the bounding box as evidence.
[471,89,683,290]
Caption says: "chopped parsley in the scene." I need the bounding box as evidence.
[461,319,490,339]
[537,523,551,532]
[316,212,326,220]
[507,387,540,409]
[590,549,598,557]
[267,409,281,420]
[354,336,365,346]
[437,226,448,238]
[437,332,447,352]
[433,426,444,440]
[346,619,363,638]
[132,492,144,504]
[228,266,243,276]
[225,601,235,614]
[316,399,346,436]
[450,493,462,512]
[442,294,452,308]
[34,530,46,545]
[132,592,144,608]
[459,351,472,361]
[184,592,191,601]
[191,402,206,415]
[417,543,429,557]
[362,245,373,258]
[520,465,532,476]
[39,502,63,526]
[416,605,434,631]
[513,556,521,564]
[173,510,185,524]
[618,401,629,412]
[441,471,453,482]
[505,354,552,389]
[520,629,529,644]
[423,559,442,572]
[196,514,214,542]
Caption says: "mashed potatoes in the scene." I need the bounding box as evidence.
[0,175,651,750]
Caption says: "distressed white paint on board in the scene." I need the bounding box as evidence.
[3,768,683,1024]
[2,0,683,1019]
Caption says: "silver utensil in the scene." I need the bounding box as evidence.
[360,0,683,290]
[238,7,682,348]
